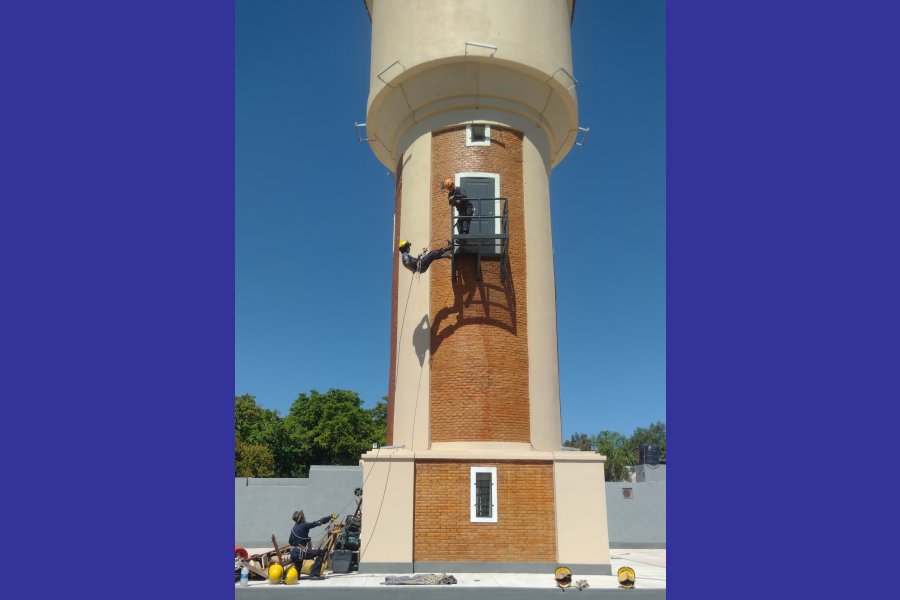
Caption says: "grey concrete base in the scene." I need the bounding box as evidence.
[359,562,612,575]
[358,562,415,574]
[609,542,666,549]
[236,589,665,599]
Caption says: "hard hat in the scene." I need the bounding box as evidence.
[284,566,299,585]
[268,563,284,584]
[398,240,411,251]
[555,566,572,588]
[440,177,454,190]
[617,566,635,589]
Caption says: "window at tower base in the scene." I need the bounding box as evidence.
[470,466,498,523]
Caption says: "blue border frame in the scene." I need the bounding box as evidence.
[3,2,234,597]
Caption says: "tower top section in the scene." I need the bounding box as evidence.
[362,0,579,172]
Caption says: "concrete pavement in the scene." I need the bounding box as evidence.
[235,548,665,599]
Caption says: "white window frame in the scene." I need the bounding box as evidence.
[466,123,491,146]
[470,466,498,523]
[455,173,502,254]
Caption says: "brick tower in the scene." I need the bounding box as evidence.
[358,0,611,574]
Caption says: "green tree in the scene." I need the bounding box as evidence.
[235,394,279,444]
[628,421,666,462]
[286,389,381,477]
[235,394,302,477]
[235,437,275,477]
[595,430,633,482]
[563,432,594,451]
[369,397,388,446]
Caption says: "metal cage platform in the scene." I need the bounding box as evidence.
[450,197,509,282]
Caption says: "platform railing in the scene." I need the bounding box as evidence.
[450,197,509,282]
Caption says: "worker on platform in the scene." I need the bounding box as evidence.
[288,510,336,580]
[398,240,453,274]
[440,177,474,235]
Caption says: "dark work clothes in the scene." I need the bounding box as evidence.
[289,515,332,577]
[448,188,474,235]
[401,246,453,274]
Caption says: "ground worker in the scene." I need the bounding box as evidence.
[398,240,453,274]
[440,177,474,235]
[288,510,336,580]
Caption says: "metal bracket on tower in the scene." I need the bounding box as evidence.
[377,60,406,87]
[548,67,578,90]
[354,122,371,142]
[575,126,590,147]
[465,41,498,57]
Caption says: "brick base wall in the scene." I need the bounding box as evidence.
[413,460,556,562]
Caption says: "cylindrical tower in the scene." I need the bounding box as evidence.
[360,0,610,574]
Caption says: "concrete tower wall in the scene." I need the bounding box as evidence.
[522,136,563,451]
[364,0,579,170]
[388,134,434,450]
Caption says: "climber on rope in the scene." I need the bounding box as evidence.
[440,177,474,235]
[398,239,453,274]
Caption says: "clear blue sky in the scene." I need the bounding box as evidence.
[235,0,665,439]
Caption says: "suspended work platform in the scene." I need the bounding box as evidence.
[451,197,509,282]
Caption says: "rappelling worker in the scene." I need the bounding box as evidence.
[440,177,474,235]
[288,510,336,580]
[398,240,453,274]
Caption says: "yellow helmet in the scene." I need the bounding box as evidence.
[267,563,284,584]
[284,566,299,585]
[398,240,411,251]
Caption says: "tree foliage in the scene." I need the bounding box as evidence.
[286,389,380,475]
[235,437,275,477]
[235,390,385,478]
[563,422,667,482]
[369,397,388,447]
[563,432,593,451]
[236,391,665,483]
[628,421,667,462]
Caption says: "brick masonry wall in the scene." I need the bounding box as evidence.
[414,460,557,562]
[387,157,403,445]
[429,126,530,442]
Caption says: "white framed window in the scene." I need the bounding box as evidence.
[466,123,491,146]
[470,466,498,523]
[455,173,503,254]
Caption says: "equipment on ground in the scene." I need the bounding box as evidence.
[284,565,299,585]
[555,566,572,588]
[617,566,636,588]
[267,563,284,584]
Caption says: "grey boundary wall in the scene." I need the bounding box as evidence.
[605,478,666,549]
[235,466,364,547]
[235,466,665,549]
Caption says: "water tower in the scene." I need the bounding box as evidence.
[358,0,610,574]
